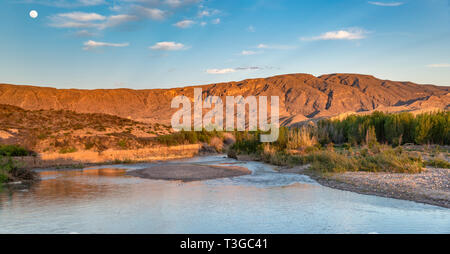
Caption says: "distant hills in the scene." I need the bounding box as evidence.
[1,73,448,126]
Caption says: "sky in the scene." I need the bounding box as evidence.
[0,0,449,89]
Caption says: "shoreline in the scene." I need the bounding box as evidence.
[279,165,450,209]
[15,144,205,169]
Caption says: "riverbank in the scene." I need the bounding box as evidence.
[12,144,204,169]
[280,165,450,208]
[128,163,251,182]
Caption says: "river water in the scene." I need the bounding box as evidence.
[0,155,449,234]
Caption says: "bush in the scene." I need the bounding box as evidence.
[0,155,38,183]
[425,158,450,169]
[0,145,32,157]
[307,150,358,173]
[59,147,77,154]
[209,137,224,152]
[358,150,423,173]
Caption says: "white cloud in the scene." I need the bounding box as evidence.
[257,44,295,50]
[302,28,368,41]
[211,18,221,24]
[83,40,129,50]
[23,0,106,8]
[241,50,258,56]
[200,21,207,26]
[368,1,404,6]
[426,64,450,68]
[50,12,138,30]
[174,19,195,28]
[57,12,106,22]
[206,66,266,74]
[198,10,211,17]
[257,44,269,49]
[248,25,255,32]
[77,0,105,6]
[198,8,220,18]
[150,41,187,51]
[75,30,97,37]
[133,6,167,20]
[100,14,139,29]
[164,0,201,8]
[206,68,236,74]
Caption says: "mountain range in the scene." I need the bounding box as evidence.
[1,73,448,126]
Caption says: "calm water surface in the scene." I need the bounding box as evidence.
[0,155,449,234]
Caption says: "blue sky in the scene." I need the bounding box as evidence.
[0,0,449,89]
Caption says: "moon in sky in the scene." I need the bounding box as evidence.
[29,10,38,19]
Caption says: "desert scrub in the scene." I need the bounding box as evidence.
[358,150,423,173]
[59,147,78,154]
[299,150,358,173]
[425,158,450,169]
[117,139,128,149]
[0,145,34,157]
[157,129,224,146]
[0,155,38,183]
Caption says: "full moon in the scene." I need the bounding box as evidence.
[29,10,38,19]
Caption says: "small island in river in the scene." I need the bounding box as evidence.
[127,163,251,182]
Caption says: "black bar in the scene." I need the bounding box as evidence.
[0,234,446,253]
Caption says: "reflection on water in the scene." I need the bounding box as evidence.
[0,156,449,234]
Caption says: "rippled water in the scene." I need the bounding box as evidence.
[0,155,449,234]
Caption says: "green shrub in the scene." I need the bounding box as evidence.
[117,140,128,149]
[59,147,77,154]
[425,158,450,169]
[359,151,423,173]
[0,145,32,157]
[307,150,358,173]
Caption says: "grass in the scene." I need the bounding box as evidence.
[59,147,78,154]
[425,158,450,169]
[230,135,426,174]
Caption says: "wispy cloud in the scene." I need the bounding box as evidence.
[165,0,201,8]
[83,40,129,50]
[150,41,187,51]
[132,6,167,20]
[174,19,195,28]
[21,0,106,8]
[206,66,268,74]
[74,30,97,37]
[206,68,236,74]
[50,12,139,30]
[211,18,221,24]
[198,8,220,18]
[257,44,296,50]
[241,50,259,56]
[368,1,404,6]
[426,64,450,68]
[302,28,368,41]
[57,12,106,22]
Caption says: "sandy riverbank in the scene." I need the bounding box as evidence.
[280,165,450,208]
[13,144,203,168]
[128,163,251,182]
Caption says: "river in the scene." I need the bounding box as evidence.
[0,155,449,234]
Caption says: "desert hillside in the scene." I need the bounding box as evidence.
[0,73,449,126]
[0,104,171,153]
